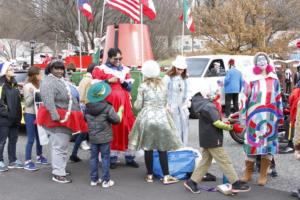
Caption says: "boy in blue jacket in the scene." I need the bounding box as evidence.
[85,81,123,188]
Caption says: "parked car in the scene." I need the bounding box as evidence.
[185,55,255,106]
[14,70,28,94]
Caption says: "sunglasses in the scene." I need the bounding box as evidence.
[53,66,64,70]
[114,57,123,61]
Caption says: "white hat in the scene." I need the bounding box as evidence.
[172,55,187,69]
[141,60,160,78]
[0,62,12,77]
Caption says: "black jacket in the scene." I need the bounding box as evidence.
[191,93,223,148]
[0,76,22,126]
[85,100,120,144]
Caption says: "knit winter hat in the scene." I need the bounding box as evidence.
[142,60,161,78]
[0,62,12,77]
[228,59,235,65]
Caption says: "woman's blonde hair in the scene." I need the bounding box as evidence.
[144,77,163,88]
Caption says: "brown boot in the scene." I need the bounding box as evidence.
[241,160,254,182]
[258,158,271,186]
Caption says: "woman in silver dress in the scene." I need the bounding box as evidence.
[129,60,182,185]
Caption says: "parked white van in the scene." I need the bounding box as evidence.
[185,55,256,105]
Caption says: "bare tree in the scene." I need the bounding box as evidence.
[193,0,300,57]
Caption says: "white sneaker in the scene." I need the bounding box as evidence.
[102,180,115,188]
[80,141,90,150]
[90,178,102,186]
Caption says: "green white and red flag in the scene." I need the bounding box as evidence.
[179,0,195,33]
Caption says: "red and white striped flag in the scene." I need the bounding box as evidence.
[179,0,195,33]
[78,0,93,21]
[141,0,156,20]
[105,0,156,23]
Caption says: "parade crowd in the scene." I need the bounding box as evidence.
[1,48,300,198]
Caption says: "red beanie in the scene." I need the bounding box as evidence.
[229,59,235,65]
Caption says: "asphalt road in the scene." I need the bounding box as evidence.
[0,120,298,200]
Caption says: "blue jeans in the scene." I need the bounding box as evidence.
[24,113,42,161]
[90,142,110,182]
[0,126,19,163]
[110,150,135,164]
[71,133,87,156]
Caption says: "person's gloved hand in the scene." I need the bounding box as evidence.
[232,124,244,133]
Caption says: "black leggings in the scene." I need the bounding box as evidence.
[144,150,169,176]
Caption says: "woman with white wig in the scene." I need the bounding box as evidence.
[129,60,182,185]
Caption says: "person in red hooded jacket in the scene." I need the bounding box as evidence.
[281,81,300,154]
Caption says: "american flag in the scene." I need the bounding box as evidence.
[105,0,156,23]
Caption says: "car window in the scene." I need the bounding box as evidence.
[205,59,225,77]
[186,58,209,77]
[14,72,28,83]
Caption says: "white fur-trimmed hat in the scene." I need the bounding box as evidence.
[254,52,270,65]
[0,62,12,77]
[172,55,187,69]
[142,60,160,78]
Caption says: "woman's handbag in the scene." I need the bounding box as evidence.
[34,91,49,145]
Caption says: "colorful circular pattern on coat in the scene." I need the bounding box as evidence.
[245,105,281,147]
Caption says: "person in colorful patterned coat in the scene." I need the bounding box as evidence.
[92,48,138,169]
[239,52,283,186]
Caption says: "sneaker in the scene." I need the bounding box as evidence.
[110,163,117,169]
[184,179,200,194]
[66,171,71,176]
[52,175,72,183]
[291,189,300,198]
[269,168,278,177]
[126,160,139,168]
[145,174,154,183]
[24,161,38,171]
[36,156,49,165]
[0,161,8,172]
[102,180,115,188]
[163,175,179,185]
[231,180,251,193]
[90,178,102,186]
[80,141,90,150]
[279,146,294,154]
[8,160,24,169]
[69,155,82,163]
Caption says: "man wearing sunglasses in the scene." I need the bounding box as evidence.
[92,48,138,169]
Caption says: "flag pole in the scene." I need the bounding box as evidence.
[100,0,106,38]
[77,0,83,72]
[181,15,185,56]
[140,1,144,66]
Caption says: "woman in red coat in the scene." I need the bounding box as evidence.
[282,82,300,153]
[93,48,138,169]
